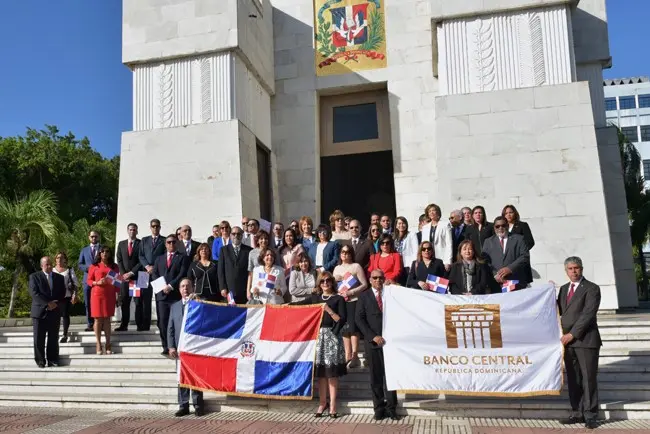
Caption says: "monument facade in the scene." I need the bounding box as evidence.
[116,0,637,310]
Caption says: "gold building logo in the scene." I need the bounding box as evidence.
[445,305,503,349]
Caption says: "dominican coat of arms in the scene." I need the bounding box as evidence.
[314,0,387,76]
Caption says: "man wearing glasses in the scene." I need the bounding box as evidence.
[345,220,373,270]
[78,230,101,331]
[482,216,530,291]
[243,219,260,248]
[218,226,252,304]
[138,219,166,331]
[356,270,399,421]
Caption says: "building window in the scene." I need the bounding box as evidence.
[644,160,650,179]
[605,98,617,111]
[256,142,272,221]
[332,103,379,143]
[619,96,637,110]
[641,125,650,142]
[622,126,639,143]
[639,94,650,109]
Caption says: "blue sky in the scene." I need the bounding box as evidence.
[0,0,647,158]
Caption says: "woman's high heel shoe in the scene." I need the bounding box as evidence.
[314,405,327,418]
[105,344,113,355]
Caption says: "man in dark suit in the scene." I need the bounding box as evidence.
[29,256,66,368]
[138,219,166,331]
[218,226,252,304]
[346,219,373,269]
[449,209,478,262]
[115,223,141,332]
[242,219,259,248]
[207,225,219,250]
[178,225,200,259]
[272,222,284,249]
[153,234,190,356]
[78,230,101,331]
[558,256,601,430]
[356,269,399,421]
[168,278,205,417]
[481,216,530,291]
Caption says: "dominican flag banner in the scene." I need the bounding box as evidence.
[426,275,449,294]
[106,271,123,288]
[227,291,236,306]
[502,280,519,292]
[178,301,324,399]
[259,272,277,289]
[337,272,359,300]
[128,281,140,297]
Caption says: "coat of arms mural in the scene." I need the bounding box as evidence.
[314,0,387,76]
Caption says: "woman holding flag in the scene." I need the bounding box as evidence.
[333,245,368,369]
[86,247,120,355]
[406,241,446,291]
[249,248,287,305]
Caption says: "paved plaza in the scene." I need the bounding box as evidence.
[2,407,650,434]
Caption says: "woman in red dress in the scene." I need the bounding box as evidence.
[367,233,403,285]
[86,247,120,355]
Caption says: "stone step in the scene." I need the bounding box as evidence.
[0,391,178,410]
[0,380,178,396]
[0,354,174,367]
[0,330,162,344]
[0,341,165,355]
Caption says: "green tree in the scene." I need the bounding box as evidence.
[0,125,120,226]
[0,190,65,318]
[49,218,117,271]
[618,127,650,299]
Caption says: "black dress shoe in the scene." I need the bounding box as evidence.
[194,407,205,417]
[161,350,169,356]
[175,407,190,417]
[37,362,45,368]
[374,409,386,420]
[114,326,128,332]
[559,416,585,425]
[47,362,59,367]
[59,336,68,343]
[585,419,598,429]
[386,410,400,421]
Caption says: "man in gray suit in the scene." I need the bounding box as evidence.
[557,256,601,429]
[481,216,530,290]
[168,278,205,417]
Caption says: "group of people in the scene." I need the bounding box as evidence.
[27,202,602,428]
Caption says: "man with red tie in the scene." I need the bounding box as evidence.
[115,223,141,332]
[153,234,189,356]
[558,256,601,430]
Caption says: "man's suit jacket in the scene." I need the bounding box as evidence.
[29,271,66,319]
[139,235,166,269]
[450,224,476,262]
[218,244,253,303]
[557,278,602,348]
[167,299,186,351]
[152,252,190,303]
[307,241,341,272]
[481,233,530,285]
[178,240,201,259]
[341,238,373,270]
[78,244,101,288]
[272,237,284,250]
[356,288,384,344]
[116,238,142,278]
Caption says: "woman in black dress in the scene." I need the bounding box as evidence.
[471,205,494,254]
[502,204,535,284]
[406,241,446,290]
[292,271,346,418]
[448,240,496,294]
[188,243,221,302]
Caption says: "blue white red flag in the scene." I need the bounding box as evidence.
[258,272,277,289]
[426,275,449,294]
[178,301,324,399]
[502,280,519,292]
[227,291,236,306]
[106,271,122,288]
[128,281,140,297]
[337,272,358,300]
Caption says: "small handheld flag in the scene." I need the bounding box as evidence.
[502,280,519,292]
[258,272,277,289]
[227,291,236,306]
[107,271,123,288]
[426,274,449,294]
[128,281,141,297]
[337,272,359,301]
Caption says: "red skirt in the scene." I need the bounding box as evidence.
[91,285,118,318]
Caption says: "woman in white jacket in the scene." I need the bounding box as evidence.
[249,248,287,305]
[417,204,453,271]
[393,217,419,284]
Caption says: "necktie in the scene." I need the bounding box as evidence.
[499,237,505,253]
[353,239,358,246]
[91,246,96,259]
[375,290,383,312]
[167,253,173,268]
[47,273,53,294]
[128,241,133,256]
[567,283,576,304]
[152,237,157,247]
[234,246,240,258]
[186,241,191,255]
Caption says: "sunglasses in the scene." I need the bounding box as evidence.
[151,225,160,228]
[370,276,385,281]
[231,232,243,237]
[320,278,334,284]
[371,229,380,232]
[349,226,360,230]
[494,224,507,229]
[380,241,391,245]
[90,236,98,238]
[165,240,175,244]
[341,250,352,255]
[422,247,432,252]
[220,226,229,230]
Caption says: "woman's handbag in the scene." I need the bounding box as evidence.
[246,296,263,305]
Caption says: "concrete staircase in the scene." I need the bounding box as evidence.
[1,315,650,419]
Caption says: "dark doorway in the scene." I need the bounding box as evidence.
[320,150,396,225]
[256,142,272,221]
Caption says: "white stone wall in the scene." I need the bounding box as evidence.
[431,0,573,20]
[116,121,247,241]
[234,56,272,147]
[236,0,275,94]
[434,82,632,310]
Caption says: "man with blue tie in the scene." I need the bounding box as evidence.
[168,278,205,417]
[78,230,101,331]
[449,209,476,263]
[138,219,166,331]
[29,257,66,368]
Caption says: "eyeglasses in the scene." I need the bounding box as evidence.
[231,232,243,237]
[247,222,257,227]
[422,247,432,252]
[349,226,360,230]
[494,224,507,229]
[320,278,334,284]
[341,250,352,255]
[370,276,385,281]
[371,229,380,232]
[220,226,229,230]
[380,241,391,245]
[165,240,175,244]
[151,225,160,228]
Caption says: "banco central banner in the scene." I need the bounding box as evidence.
[383,284,563,397]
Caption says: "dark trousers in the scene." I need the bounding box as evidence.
[135,286,153,330]
[59,297,72,336]
[156,299,173,351]
[366,346,397,414]
[83,285,93,327]
[178,387,204,409]
[565,346,600,420]
[33,312,61,365]
[118,282,131,328]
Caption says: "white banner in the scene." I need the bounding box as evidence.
[383,283,563,397]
